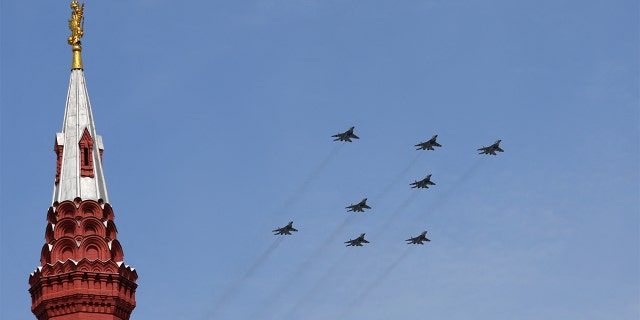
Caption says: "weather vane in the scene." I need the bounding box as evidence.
[67,0,85,69]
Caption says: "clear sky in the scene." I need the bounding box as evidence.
[1,1,638,319]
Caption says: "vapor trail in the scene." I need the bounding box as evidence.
[373,192,419,235]
[254,154,422,317]
[279,143,344,214]
[249,216,355,318]
[210,237,284,319]
[416,158,485,224]
[336,160,485,319]
[282,250,351,318]
[338,247,412,319]
[373,153,421,201]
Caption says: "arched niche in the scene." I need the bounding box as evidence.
[103,203,114,221]
[40,243,51,265]
[55,202,77,219]
[50,237,78,263]
[105,220,118,240]
[47,207,57,224]
[78,200,103,219]
[80,217,106,237]
[79,235,110,261]
[110,239,124,262]
[45,224,55,243]
[53,219,78,239]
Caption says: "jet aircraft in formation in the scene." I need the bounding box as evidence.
[345,233,370,247]
[273,221,298,235]
[410,174,436,189]
[273,130,505,245]
[332,126,360,142]
[406,231,431,245]
[478,140,504,155]
[346,198,372,212]
[415,135,442,150]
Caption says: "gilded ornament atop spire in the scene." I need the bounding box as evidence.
[68,0,85,69]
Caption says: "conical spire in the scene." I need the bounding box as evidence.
[52,0,108,204]
[52,69,109,204]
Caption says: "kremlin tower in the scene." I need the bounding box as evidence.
[28,2,138,319]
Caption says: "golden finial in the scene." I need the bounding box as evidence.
[68,1,85,69]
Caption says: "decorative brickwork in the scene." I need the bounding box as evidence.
[29,198,137,320]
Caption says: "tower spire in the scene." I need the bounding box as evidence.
[29,3,138,319]
[52,1,108,204]
[68,0,84,69]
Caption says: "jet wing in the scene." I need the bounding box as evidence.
[273,229,289,235]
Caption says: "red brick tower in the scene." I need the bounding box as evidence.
[28,2,138,319]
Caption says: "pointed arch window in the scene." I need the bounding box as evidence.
[79,128,95,178]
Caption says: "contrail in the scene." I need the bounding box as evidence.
[279,143,344,214]
[373,153,421,201]
[249,216,355,318]
[209,237,284,319]
[373,192,419,235]
[246,144,344,258]
[282,250,351,319]
[338,247,412,319]
[252,154,422,317]
[336,160,485,319]
[416,158,485,225]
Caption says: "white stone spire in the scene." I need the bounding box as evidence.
[52,69,109,204]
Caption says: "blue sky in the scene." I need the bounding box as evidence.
[1,1,638,319]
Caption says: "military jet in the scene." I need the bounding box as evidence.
[345,233,370,247]
[332,126,360,142]
[273,221,298,235]
[478,139,504,155]
[415,135,442,150]
[410,174,436,189]
[346,198,371,212]
[406,231,431,245]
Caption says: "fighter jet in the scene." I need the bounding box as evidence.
[332,126,360,142]
[345,233,370,247]
[406,231,431,245]
[410,174,436,189]
[346,198,371,212]
[415,135,442,150]
[478,139,504,155]
[273,221,298,235]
